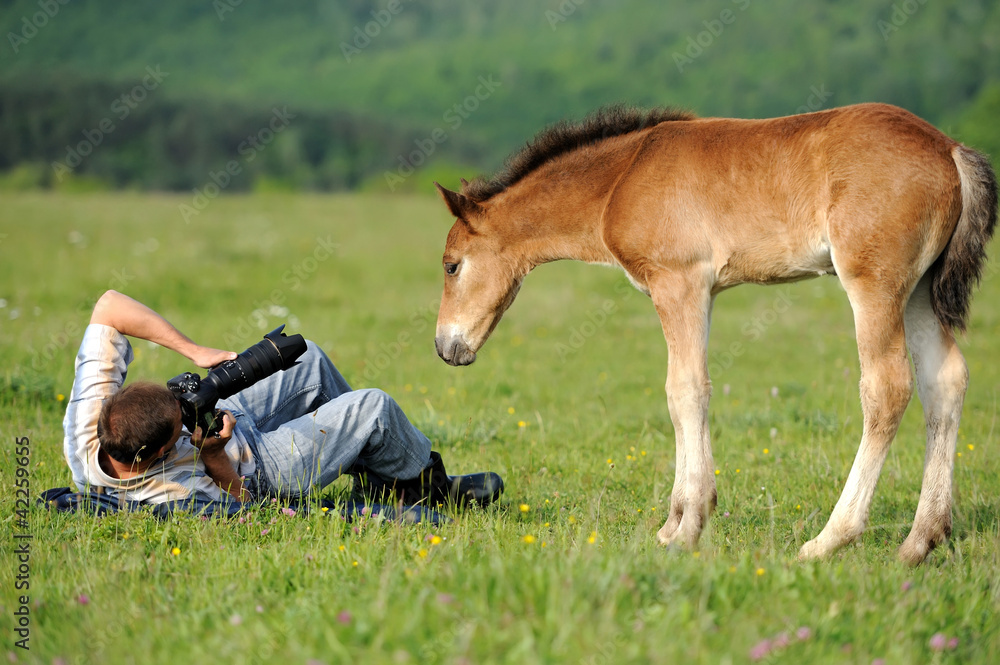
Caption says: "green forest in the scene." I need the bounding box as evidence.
[1,0,998,193]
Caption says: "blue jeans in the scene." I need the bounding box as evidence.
[219,341,432,498]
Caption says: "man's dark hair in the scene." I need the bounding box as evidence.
[97,381,178,465]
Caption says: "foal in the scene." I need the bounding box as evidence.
[432,103,996,564]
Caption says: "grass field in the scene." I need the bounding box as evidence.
[1,191,999,664]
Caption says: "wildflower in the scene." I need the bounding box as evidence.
[772,633,790,648]
[722,384,731,396]
[418,549,428,558]
[641,451,646,456]
[587,531,597,544]
[518,421,526,428]
[715,469,720,475]
[736,469,741,474]
[337,611,352,624]
[606,458,613,465]
[281,507,296,517]
[723,511,730,517]
[230,614,243,626]
[568,515,577,524]
[929,633,947,652]
[338,545,346,552]
[430,535,443,545]
[967,444,974,451]
[57,394,65,401]
[872,659,886,665]
[171,547,180,556]
[769,428,777,439]
[260,529,270,536]
[756,567,765,576]
[749,639,772,661]
[437,593,454,605]
[447,386,456,396]
[256,605,264,613]
[796,504,801,511]
[947,637,959,650]
[770,386,779,398]
[519,504,530,513]
[352,561,359,567]
[77,594,90,605]
[321,506,329,513]
[901,580,912,592]
[763,448,769,455]
[404,384,413,392]
[508,406,515,414]
[522,535,536,544]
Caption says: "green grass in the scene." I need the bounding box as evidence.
[1,191,999,664]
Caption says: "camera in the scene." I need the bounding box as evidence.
[167,325,307,437]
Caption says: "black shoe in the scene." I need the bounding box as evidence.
[349,452,504,508]
[447,471,504,508]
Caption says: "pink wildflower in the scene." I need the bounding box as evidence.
[77,594,89,605]
[336,611,352,624]
[929,633,947,651]
[796,626,812,640]
[281,507,296,517]
[749,639,772,661]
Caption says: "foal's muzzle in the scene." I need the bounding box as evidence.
[435,334,477,366]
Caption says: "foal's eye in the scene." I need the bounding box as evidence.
[444,262,459,275]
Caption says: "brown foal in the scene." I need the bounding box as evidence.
[432,103,997,564]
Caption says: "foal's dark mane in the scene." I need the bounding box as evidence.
[464,104,696,202]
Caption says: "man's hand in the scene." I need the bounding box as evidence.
[191,410,248,501]
[188,346,238,369]
[191,410,236,452]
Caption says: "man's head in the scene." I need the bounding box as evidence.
[97,381,181,466]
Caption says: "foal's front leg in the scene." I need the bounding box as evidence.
[649,270,716,548]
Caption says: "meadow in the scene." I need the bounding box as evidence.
[1,191,998,664]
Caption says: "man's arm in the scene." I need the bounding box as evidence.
[191,411,250,502]
[90,290,236,368]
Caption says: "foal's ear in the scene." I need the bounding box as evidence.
[435,182,481,221]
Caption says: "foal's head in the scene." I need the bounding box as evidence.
[434,183,525,366]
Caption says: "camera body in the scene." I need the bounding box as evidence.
[168,325,307,437]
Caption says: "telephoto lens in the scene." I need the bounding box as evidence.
[168,325,307,436]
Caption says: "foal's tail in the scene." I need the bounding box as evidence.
[931,145,998,332]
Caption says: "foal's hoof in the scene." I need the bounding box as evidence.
[797,537,831,561]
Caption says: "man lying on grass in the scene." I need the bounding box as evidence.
[62,290,502,510]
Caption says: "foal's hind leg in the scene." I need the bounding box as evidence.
[799,275,914,559]
[897,276,967,565]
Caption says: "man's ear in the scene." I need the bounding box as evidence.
[435,182,481,221]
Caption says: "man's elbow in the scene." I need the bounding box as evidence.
[90,290,122,326]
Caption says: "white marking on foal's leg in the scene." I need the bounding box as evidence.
[898,279,966,565]
[800,292,913,560]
